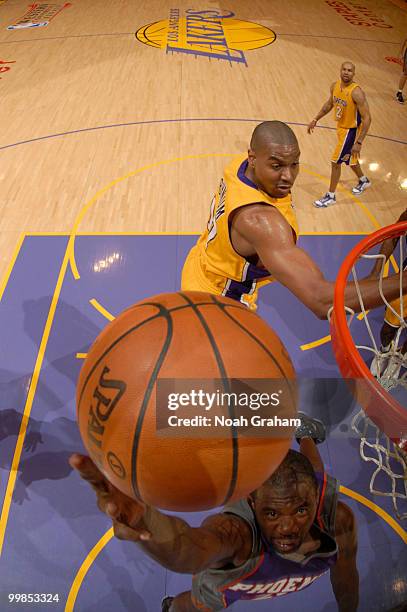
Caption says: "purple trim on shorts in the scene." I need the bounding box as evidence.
[224,264,269,303]
[336,127,357,165]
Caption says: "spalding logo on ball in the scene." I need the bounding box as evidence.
[76,291,297,511]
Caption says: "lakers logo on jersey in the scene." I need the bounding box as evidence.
[136,9,276,66]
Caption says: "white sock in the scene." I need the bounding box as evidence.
[360,176,368,182]
[328,191,335,198]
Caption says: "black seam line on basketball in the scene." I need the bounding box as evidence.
[131,305,174,500]
[178,292,239,506]
[78,302,246,404]
[77,303,163,407]
[209,295,296,405]
[166,301,251,314]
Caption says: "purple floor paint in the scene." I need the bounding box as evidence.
[0,235,405,611]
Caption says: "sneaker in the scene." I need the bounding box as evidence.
[162,596,174,612]
[314,193,336,208]
[396,91,405,104]
[351,178,371,195]
[295,412,326,445]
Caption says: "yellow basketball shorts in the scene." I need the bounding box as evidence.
[332,126,361,166]
[384,294,407,328]
[181,246,262,311]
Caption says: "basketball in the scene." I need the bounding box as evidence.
[76,291,297,511]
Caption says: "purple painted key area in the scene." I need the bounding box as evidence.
[0,234,405,611]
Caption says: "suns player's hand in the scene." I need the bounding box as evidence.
[307,119,317,134]
[69,453,151,541]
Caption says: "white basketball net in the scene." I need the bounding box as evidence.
[344,233,407,521]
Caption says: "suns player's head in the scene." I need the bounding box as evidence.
[340,61,355,85]
[247,121,300,198]
[248,450,319,555]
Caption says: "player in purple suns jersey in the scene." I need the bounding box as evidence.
[70,416,358,611]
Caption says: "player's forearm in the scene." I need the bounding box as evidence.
[132,507,222,574]
[130,507,203,572]
[356,115,371,143]
[331,574,359,612]
[344,274,405,312]
[314,101,333,122]
[299,273,405,319]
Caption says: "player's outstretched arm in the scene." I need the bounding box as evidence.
[232,206,407,319]
[69,454,250,574]
[330,501,359,612]
[307,84,334,133]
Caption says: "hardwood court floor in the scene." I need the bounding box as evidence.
[0,0,406,282]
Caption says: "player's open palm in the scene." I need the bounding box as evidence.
[69,453,151,542]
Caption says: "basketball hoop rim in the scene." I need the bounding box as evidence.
[330,221,407,449]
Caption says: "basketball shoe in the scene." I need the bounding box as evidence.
[314,193,336,208]
[162,596,174,612]
[352,177,371,195]
[295,413,326,445]
[396,91,405,104]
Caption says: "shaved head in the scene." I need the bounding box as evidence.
[341,61,355,71]
[253,450,318,499]
[250,121,298,152]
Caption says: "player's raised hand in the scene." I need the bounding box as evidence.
[69,453,151,541]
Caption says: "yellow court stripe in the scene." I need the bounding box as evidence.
[68,153,235,280]
[340,485,407,544]
[89,298,115,321]
[0,233,25,302]
[0,244,71,556]
[76,353,88,359]
[300,334,331,351]
[65,528,114,612]
[27,232,201,236]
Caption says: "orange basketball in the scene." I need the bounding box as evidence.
[76,291,297,511]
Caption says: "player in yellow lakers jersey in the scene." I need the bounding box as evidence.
[307,62,371,208]
[369,209,407,379]
[181,121,406,317]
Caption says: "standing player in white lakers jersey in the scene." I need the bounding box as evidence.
[307,62,371,208]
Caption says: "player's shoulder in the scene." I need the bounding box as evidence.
[334,500,356,536]
[351,84,366,101]
[232,202,293,239]
[201,510,252,536]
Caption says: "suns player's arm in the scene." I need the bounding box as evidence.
[330,501,359,612]
[307,82,335,133]
[232,205,407,319]
[70,454,252,574]
[351,87,371,153]
[133,510,252,574]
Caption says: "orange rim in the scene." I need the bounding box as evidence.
[330,221,407,450]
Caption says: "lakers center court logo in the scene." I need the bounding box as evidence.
[136,9,276,66]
